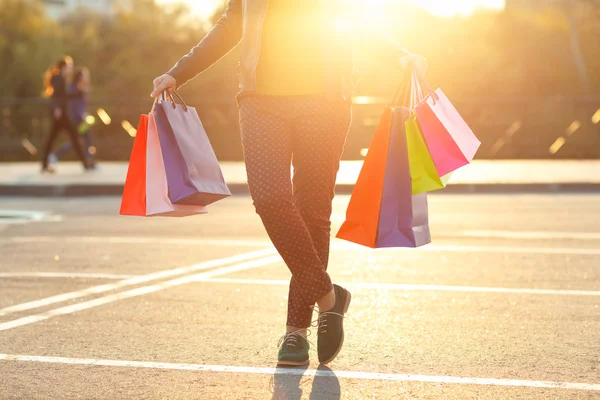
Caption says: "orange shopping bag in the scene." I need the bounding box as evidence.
[335,109,394,247]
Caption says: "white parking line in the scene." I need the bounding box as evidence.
[202,278,600,297]
[0,248,276,317]
[0,272,136,280]
[0,255,281,332]
[0,354,598,391]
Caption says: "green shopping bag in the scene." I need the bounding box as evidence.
[406,112,452,194]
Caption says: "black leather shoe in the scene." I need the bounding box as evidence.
[317,284,351,365]
[277,332,310,366]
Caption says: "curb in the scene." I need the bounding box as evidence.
[0,183,599,197]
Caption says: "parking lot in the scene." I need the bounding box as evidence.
[1,194,599,399]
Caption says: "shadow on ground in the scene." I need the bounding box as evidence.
[271,365,341,400]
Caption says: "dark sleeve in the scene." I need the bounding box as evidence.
[167,0,243,88]
[51,76,69,110]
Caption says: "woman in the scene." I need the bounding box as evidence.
[51,67,96,169]
[41,57,91,172]
[151,0,426,366]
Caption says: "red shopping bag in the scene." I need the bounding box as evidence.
[120,112,207,217]
[120,115,148,216]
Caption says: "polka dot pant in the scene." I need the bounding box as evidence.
[238,94,352,328]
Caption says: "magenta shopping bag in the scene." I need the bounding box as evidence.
[415,87,480,176]
[154,92,231,207]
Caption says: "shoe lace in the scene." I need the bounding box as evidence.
[277,329,312,349]
[310,306,343,335]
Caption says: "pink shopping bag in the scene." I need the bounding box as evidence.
[415,87,480,176]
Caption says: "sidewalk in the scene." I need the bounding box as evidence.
[0,160,599,196]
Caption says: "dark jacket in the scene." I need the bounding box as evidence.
[167,0,409,99]
[50,75,83,114]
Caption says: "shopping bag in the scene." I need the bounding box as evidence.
[335,108,393,248]
[406,73,452,194]
[154,93,231,206]
[415,84,480,176]
[405,113,452,194]
[375,106,431,248]
[119,115,148,216]
[119,113,207,217]
[336,70,431,248]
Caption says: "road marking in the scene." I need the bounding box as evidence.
[0,272,136,280]
[456,230,600,240]
[0,255,281,331]
[5,236,600,255]
[0,210,62,225]
[202,278,600,297]
[0,248,276,317]
[0,354,598,391]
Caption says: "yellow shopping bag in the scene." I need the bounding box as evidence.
[405,113,452,194]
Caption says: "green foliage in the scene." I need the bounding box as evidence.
[0,0,63,97]
[1,1,598,161]
[2,1,598,100]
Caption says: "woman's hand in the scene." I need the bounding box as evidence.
[399,53,427,78]
[151,74,177,98]
[53,108,62,120]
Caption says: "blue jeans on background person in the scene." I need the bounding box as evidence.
[52,114,95,165]
[54,130,93,160]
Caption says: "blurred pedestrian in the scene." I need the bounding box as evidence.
[51,67,97,169]
[41,56,92,173]
[151,0,426,367]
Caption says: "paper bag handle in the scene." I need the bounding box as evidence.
[152,90,189,112]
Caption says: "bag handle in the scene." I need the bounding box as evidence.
[410,72,425,110]
[390,67,413,108]
[152,90,189,112]
[412,72,438,105]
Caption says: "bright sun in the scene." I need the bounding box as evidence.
[158,0,505,19]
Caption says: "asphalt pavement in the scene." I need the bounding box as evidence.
[0,194,599,399]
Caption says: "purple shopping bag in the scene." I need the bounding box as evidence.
[154,93,231,206]
[376,106,431,248]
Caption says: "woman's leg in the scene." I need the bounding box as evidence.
[290,98,352,325]
[239,96,333,329]
[61,116,89,167]
[54,141,73,160]
[41,119,62,169]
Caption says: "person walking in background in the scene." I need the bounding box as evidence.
[50,67,97,169]
[41,56,91,173]
[151,0,427,367]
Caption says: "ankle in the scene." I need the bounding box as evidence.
[286,326,307,337]
[316,288,336,313]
